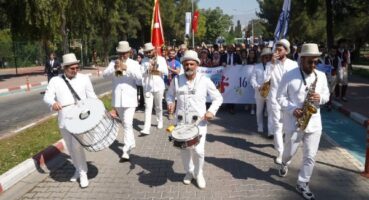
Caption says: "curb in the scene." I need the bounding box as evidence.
[0,91,111,194]
[0,72,102,97]
[0,139,65,193]
[331,100,369,128]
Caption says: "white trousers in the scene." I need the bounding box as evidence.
[116,107,136,153]
[180,132,206,177]
[255,97,267,131]
[282,130,322,183]
[267,102,283,155]
[143,90,164,131]
[60,128,87,174]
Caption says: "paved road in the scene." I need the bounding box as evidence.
[0,77,112,137]
[2,107,369,200]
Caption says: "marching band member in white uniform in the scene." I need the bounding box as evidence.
[268,39,298,164]
[166,50,223,189]
[103,41,142,160]
[277,43,330,200]
[250,47,273,134]
[44,53,97,188]
[140,43,168,135]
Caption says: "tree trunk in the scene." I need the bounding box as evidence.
[60,9,69,54]
[326,0,334,48]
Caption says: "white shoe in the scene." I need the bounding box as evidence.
[79,172,89,188]
[196,174,206,189]
[140,128,150,135]
[275,153,283,164]
[157,121,163,129]
[70,171,79,182]
[183,172,194,185]
[121,152,130,160]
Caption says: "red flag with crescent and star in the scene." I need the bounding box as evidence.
[151,0,164,55]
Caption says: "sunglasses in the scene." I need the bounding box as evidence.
[306,60,319,65]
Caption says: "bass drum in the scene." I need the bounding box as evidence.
[64,98,119,152]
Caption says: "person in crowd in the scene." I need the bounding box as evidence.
[140,43,168,135]
[45,52,62,82]
[277,43,329,200]
[220,44,241,114]
[103,41,143,160]
[250,48,273,134]
[268,39,298,164]
[166,50,223,189]
[43,53,97,188]
[199,49,212,67]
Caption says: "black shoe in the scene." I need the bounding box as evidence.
[296,182,315,200]
[341,97,348,102]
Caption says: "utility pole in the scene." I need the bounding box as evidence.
[191,0,195,49]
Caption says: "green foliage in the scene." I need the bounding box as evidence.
[201,7,233,44]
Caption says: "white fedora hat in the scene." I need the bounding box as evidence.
[143,42,155,52]
[275,38,291,54]
[62,53,80,67]
[299,43,322,57]
[260,47,273,56]
[116,41,131,53]
[181,50,200,64]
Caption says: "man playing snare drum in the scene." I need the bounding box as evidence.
[166,50,223,189]
[44,53,98,188]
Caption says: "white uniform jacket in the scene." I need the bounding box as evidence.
[277,67,330,133]
[250,62,273,99]
[43,73,98,128]
[141,56,168,92]
[166,74,223,134]
[268,58,298,110]
[103,58,142,108]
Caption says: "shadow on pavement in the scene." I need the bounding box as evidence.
[128,154,183,187]
[48,160,98,182]
[109,139,123,158]
[205,156,298,194]
[207,133,275,159]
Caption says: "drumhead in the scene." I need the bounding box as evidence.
[65,99,105,134]
[171,124,199,141]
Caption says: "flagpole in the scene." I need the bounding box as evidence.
[192,0,195,49]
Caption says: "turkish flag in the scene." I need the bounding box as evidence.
[192,10,200,33]
[151,0,164,55]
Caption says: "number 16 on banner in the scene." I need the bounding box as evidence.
[239,77,248,88]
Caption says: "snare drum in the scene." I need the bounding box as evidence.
[64,98,119,152]
[171,124,201,149]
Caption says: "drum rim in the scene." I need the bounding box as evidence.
[171,124,200,142]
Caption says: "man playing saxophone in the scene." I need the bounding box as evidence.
[250,47,273,135]
[276,43,329,200]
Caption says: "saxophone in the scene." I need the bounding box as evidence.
[259,80,271,98]
[297,71,318,131]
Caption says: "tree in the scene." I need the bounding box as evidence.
[202,7,233,44]
[234,20,242,38]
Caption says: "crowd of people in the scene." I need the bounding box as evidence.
[42,38,353,200]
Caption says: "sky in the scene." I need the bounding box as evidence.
[197,0,260,28]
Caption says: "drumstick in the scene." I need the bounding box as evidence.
[62,103,74,108]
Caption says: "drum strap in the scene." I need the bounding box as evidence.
[62,75,81,101]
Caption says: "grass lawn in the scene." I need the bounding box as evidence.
[0,95,112,175]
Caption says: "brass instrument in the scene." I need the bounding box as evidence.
[259,80,271,98]
[148,56,161,76]
[297,71,318,131]
[115,58,127,76]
